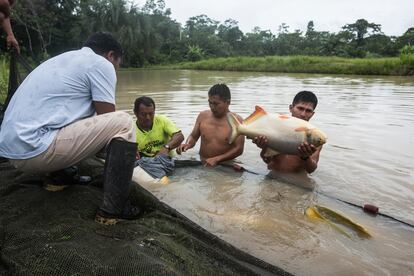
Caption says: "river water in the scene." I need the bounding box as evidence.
[116,70,414,275]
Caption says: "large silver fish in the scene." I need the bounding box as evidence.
[228,106,327,156]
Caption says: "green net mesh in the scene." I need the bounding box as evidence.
[0,158,291,275]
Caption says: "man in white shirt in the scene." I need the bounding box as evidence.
[0,32,139,224]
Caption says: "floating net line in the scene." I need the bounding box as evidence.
[0,157,291,275]
[0,52,290,275]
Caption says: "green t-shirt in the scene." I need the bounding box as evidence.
[136,114,180,157]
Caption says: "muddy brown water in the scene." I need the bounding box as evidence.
[116,70,414,275]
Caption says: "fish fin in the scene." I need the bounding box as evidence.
[160,176,169,185]
[307,205,371,238]
[305,206,324,220]
[278,114,290,120]
[263,148,280,157]
[294,126,311,132]
[315,205,371,238]
[306,206,352,238]
[227,113,241,144]
[244,106,267,125]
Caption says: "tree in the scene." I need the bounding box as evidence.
[320,31,354,57]
[303,21,324,55]
[186,44,203,61]
[182,14,225,57]
[184,14,218,40]
[278,23,289,34]
[342,19,382,47]
[217,19,243,54]
[11,0,56,58]
[396,27,414,49]
[274,30,304,56]
[364,34,398,57]
[142,0,169,15]
[0,2,406,66]
[242,27,274,56]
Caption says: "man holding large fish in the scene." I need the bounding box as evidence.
[227,91,326,173]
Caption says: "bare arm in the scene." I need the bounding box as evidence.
[204,135,245,167]
[93,101,115,115]
[2,17,19,53]
[176,113,202,154]
[253,135,272,164]
[167,131,185,149]
[157,131,184,156]
[298,144,322,173]
[0,0,10,20]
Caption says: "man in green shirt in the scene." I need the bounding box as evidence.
[134,96,184,158]
[133,96,184,183]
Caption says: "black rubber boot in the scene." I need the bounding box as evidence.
[43,166,92,191]
[95,139,141,225]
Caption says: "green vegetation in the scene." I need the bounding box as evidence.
[0,56,8,103]
[0,0,413,75]
[172,55,412,76]
[399,46,414,73]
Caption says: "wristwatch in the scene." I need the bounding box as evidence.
[163,144,171,151]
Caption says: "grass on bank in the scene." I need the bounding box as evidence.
[167,55,414,76]
[2,54,413,102]
[0,57,8,104]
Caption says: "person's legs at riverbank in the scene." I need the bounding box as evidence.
[95,138,141,225]
[10,111,135,172]
[10,111,141,223]
[0,0,20,53]
[0,0,11,23]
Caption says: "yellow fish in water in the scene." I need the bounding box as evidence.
[227,106,327,156]
[132,166,169,186]
[305,205,371,238]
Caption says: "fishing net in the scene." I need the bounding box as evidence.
[0,51,32,126]
[0,158,291,275]
[0,52,290,275]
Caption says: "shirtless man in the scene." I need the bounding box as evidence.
[253,91,322,174]
[176,83,244,167]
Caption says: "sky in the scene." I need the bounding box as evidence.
[134,0,414,36]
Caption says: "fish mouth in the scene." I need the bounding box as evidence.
[311,129,327,146]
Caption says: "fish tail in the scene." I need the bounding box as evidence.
[306,205,371,238]
[227,113,241,144]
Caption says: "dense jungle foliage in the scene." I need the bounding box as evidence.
[1,0,414,67]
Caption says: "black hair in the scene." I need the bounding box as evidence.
[134,96,155,113]
[83,32,123,58]
[208,83,231,101]
[292,91,318,109]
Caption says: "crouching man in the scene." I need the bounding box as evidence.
[0,32,140,224]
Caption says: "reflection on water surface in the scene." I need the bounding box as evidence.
[117,70,414,275]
